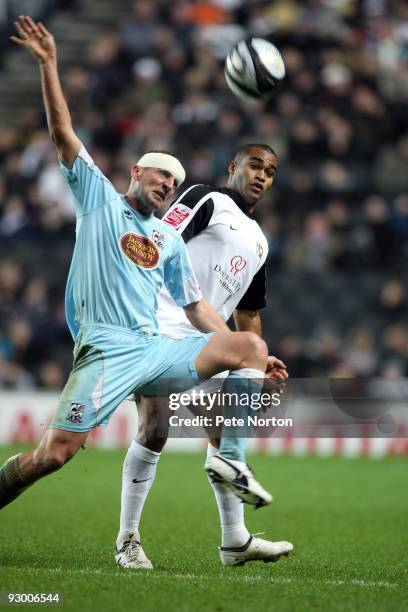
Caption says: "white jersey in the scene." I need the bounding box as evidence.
[156,185,268,339]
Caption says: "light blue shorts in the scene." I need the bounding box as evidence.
[50,324,211,432]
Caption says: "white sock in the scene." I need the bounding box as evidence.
[206,443,250,548]
[117,440,160,548]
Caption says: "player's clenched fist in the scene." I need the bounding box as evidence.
[10,15,56,63]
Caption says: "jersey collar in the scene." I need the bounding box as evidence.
[120,194,153,221]
[218,187,256,219]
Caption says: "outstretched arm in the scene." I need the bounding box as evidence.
[11,15,81,167]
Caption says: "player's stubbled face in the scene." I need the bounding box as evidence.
[135,167,177,214]
[232,148,277,207]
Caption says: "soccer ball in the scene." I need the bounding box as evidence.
[225,38,285,100]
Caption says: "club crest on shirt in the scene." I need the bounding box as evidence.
[152,229,165,249]
[163,204,191,228]
[120,232,160,269]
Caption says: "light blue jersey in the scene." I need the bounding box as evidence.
[62,146,201,339]
[50,145,211,433]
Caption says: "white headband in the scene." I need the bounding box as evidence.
[137,152,185,187]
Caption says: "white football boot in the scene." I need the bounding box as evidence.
[204,454,272,507]
[115,532,153,569]
[220,535,294,567]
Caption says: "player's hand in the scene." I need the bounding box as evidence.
[263,355,288,397]
[265,356,288,380]
[10,15,56,63]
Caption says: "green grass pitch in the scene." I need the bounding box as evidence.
[0,445,407,611]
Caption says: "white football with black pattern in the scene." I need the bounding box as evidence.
[225,38,285,100]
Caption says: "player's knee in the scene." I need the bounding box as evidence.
[247,333,268,361]
[136,430,167,453]
[136,421,167,453]
[137,417,168,452]
[233,332,268,368]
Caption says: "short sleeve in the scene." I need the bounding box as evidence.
[59,145,117,217]
[236,264,267,311]
[164,236,202,307]
[162,185,215,242]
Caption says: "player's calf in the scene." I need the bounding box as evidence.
[0,428,88,510]
[0,455,28,510]
[135,396,170,453]
[196,332,271,501]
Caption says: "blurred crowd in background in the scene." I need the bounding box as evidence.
[0,0,407,389]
